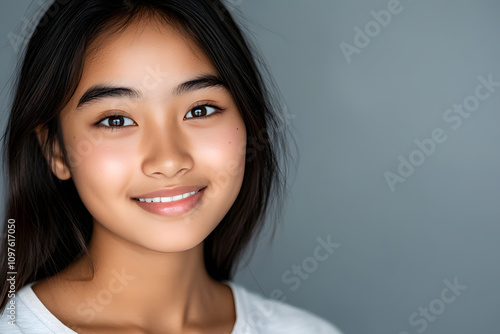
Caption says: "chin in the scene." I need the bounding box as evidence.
[133,232,207,254]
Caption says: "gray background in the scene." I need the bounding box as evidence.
[1,0,499,333]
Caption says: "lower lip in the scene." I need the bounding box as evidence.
[133,188,205,217]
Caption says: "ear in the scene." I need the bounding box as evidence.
[35,126,72,181]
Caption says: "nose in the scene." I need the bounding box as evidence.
[140,120,193,179]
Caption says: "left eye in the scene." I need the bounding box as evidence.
[184,105,219,119]
[99,115,136,127]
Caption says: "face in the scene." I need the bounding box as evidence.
[54,19,247,252]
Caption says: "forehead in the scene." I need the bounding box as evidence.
[76,18,217,96]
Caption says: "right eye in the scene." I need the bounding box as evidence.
[97,115,136,128]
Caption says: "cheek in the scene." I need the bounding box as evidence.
[67,134,136,202]
[191,119,247,202]
[198,122,246,173]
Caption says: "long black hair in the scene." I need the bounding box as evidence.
[0,0,290,311]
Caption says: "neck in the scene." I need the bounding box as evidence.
[63,222,233,332]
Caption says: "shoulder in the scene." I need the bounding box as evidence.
[0,282,77,334]
[227,282,343,334]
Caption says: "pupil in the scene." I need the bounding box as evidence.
[111,117,122,126]
[194,107,206,117]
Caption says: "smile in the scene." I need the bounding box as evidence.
[132,187,205,217]
[135,191,198,203]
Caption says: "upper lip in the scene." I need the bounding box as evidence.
[133,185,206,199]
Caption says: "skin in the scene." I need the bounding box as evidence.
[33,17,247,334]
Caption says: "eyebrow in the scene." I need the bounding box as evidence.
[173,74,227,96]
[77,87,140,109]
[76,74,227,110]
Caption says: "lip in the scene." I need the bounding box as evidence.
[132,186,206,217]
[133,185,205,199]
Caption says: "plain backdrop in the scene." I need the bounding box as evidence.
[1,1,500,333]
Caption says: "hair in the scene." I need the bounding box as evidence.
[0,0,291,311]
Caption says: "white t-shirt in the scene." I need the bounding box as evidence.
[0,281,343,333]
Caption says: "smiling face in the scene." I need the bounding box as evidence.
[53,18,247,252]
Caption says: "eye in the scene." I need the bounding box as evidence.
[98,115,136,127]
[184,105,221,119]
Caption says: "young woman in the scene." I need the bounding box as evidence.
[0,1,342,333]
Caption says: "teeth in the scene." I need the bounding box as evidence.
[137,191,197,203]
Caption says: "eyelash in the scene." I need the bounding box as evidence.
[184,103,224,120]
[94,103,225,131]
